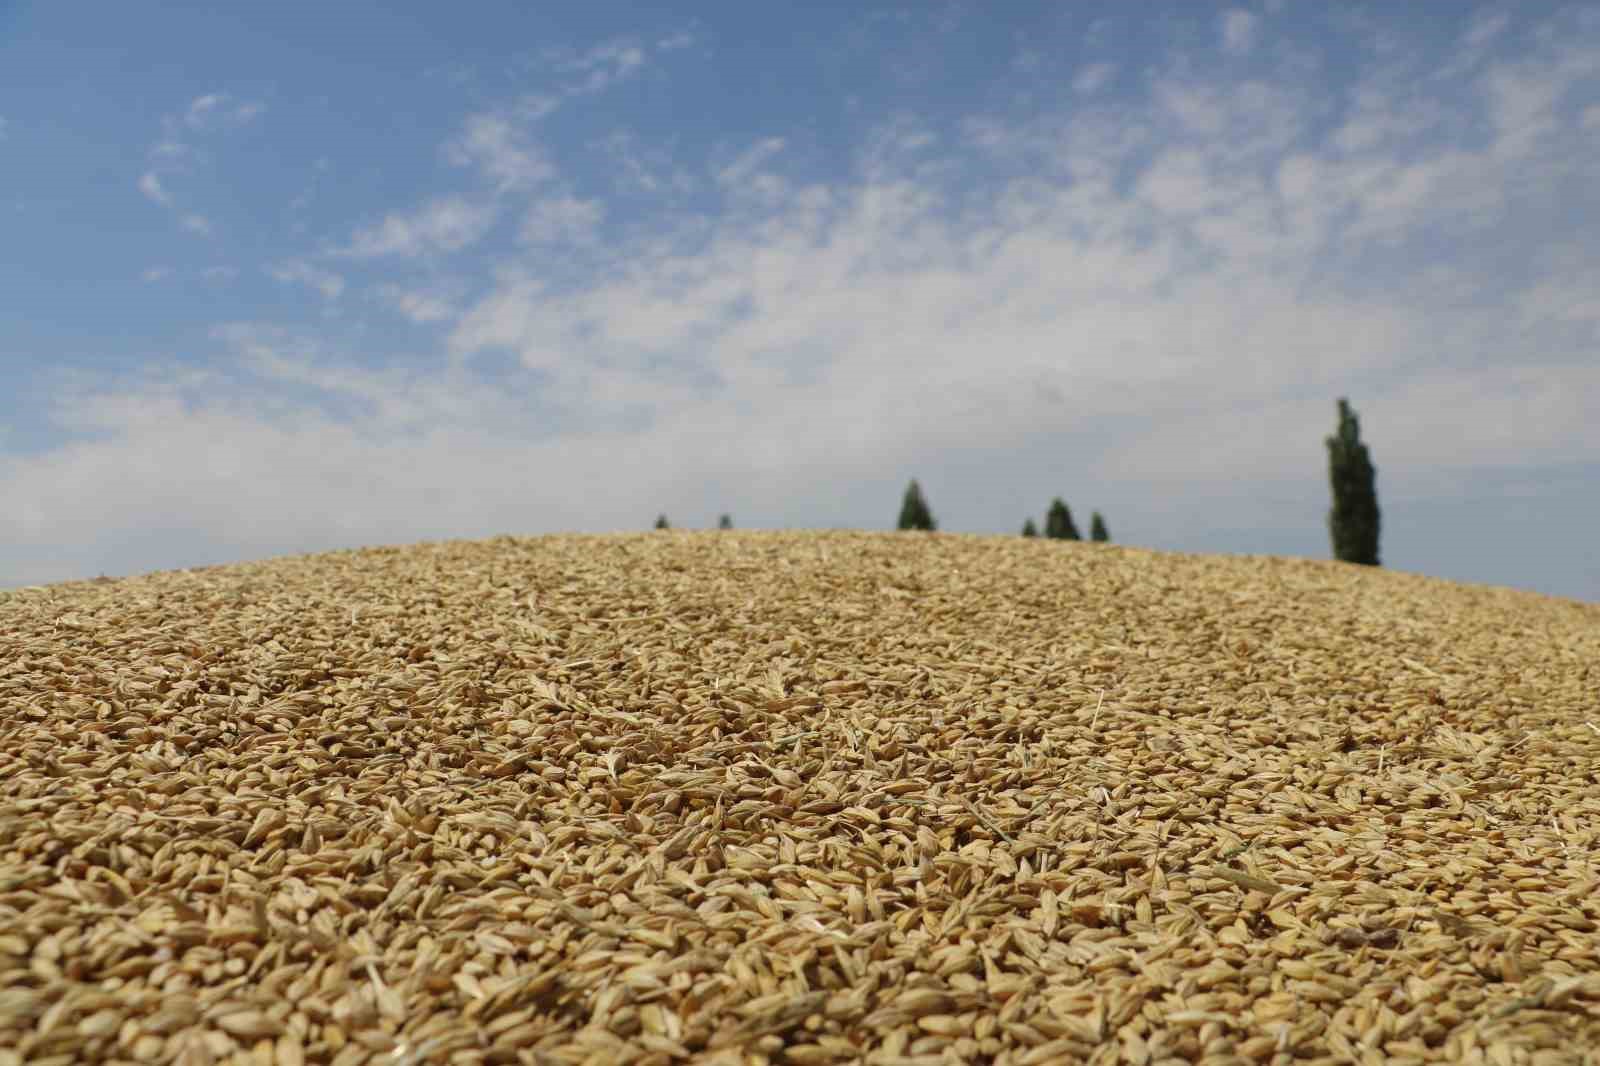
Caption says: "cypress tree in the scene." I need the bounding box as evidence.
[654,514,670,530]
[718,514,733,530]
[1090,511,1110,542]
[1326,397,1381,565]
[897,479,936,531]
[1021,518,1038,537]
[1044,498,1080,540]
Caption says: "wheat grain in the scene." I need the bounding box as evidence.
[1,531,1597,1062]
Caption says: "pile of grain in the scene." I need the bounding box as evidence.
[2,530,1598,1066]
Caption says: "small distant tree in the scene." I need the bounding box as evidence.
[1326,397,1381,566]
[897,479,937,531]
[1090,511,1110,543]
[654,514,670,530]
[1044,498,1080,540]
[718,514,733,530]
[1021,518,1038,537]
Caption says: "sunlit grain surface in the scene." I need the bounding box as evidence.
[3,530,1598,1064]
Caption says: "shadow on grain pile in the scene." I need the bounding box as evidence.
[2,530,1599,1066]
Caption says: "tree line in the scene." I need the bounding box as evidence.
[654,398,1381,567]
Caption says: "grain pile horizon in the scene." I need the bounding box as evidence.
[2,529,1598,1065]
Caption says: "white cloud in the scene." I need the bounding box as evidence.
[1331,84,1445,154]
[433,18,1600,512]
[1221,9,1259,56]
[186,94,223,125]
[592,131,696,196]
[1482,63,1567,160]
[657,30,695,51]
[138,172,170,205]
[1516,249,1600,326]
[445,111,555,193]
[185,93,264,131]
[715,137,787,189]
[1149,77,1305,163]
[554,39,646,96]
[519,196,605,245]
[1463,11,1511,52]
[134,92,264,232]
[1153,80,1228,137]
[1136,148,1230,216]
[855,117,945,186]
[375,284,459,323]
[266,260,345,300]
[336,197,499,258]
[0,353,676,588]
[215,328,490,427]
[141,267,172,283]
[1072,63,1115,94]
[515,95,561,122]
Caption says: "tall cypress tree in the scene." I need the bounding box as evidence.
[718,514,733,530]
[898,480,936,531]
[1044,498,1080,540]
[1090,511,1110,543]
[654,514,670,530]
[1021,518,1038,537]
[1327,397,1381,565]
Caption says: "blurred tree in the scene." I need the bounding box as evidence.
[898,480,936,531]
[1090,512,1110,542]
[1021,518,1038,537]
[718,514,733,529]
[1326,397,1381,566]
[655,514,670,530]
[1044,498,1080,540]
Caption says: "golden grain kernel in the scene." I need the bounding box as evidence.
[1,530,1596,1060]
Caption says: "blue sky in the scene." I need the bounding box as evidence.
[2,1,1598,603]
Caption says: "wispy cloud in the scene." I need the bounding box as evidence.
[266,259,345,300]
[1221,10,1259,56]
[519,196,605,246]
[137,172,170,205]
[445,110,556,193]
[1461,11,1512,55]
[714,137,789,202]
[374,284,460,324]
[150,138,189,161]
[185,93,265,131]
[592,131,695,196]
[437,14,1600,509]
[140,266,172,283]
[1072,63,1115,95]
[209,323,516,431]
[137,91,263,233]
[553,40,646,96]
[334,196,498,258]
